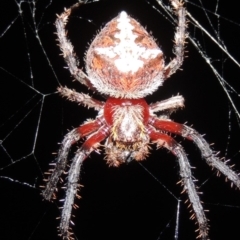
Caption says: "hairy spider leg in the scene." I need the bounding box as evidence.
[151,118,240,188]
[149,117,240,239]
[149,95,184,113]
[55,2,97,91]
[58,86,104,111]
[148,128,209,239]
[59,125,109,240]
[163,0,186,78]
[43,118,104,201]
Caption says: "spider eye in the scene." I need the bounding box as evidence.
[86,11,165,99]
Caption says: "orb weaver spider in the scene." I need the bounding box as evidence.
[42,1,240,239]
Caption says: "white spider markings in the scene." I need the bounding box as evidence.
[95,11,162,73]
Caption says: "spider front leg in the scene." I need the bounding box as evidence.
[186,126,240,188]
[149,128,209,240]
[59,126,109,240]
[60,148,87,240]
[43,118,103,201]
[151,118,240,189]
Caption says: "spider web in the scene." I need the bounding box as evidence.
[0,0,240,239]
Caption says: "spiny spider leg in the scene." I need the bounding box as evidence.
[60,149,87,240]
[149,128,209,240]
[185,126,240,188]
[164,0,186,78]
[58,86,104,111]
[43,118,103,201]
[55,2,96,91]
[43,128,81,201]
[60,126,109,240]
[150,118,240,188]
[149,95,184,113]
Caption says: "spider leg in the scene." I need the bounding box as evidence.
[60,148,86,240]
[149,95,184,113]
[150,118,240,189]
[58,86,104,111]
[163,0,186,78]
[43,118,103,201]
[186,125,240,188]
[149,128,209,240]
[56,2,96,90]
[60,126,109,240]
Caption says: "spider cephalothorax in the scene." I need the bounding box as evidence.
[42,1,240,240]
[104,97,150,166]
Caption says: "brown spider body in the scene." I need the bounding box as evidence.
[42,1,240,240]
[86,11,165,98]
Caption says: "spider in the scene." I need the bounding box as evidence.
[42,0,240,239]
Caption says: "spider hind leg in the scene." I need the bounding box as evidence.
[42,119,103,200]
[55,1,96,91]
[163,0,187,78]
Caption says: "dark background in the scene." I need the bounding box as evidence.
[1,0,240,240]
